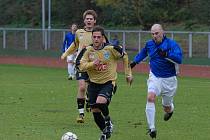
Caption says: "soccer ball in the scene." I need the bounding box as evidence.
[61,132,78,140]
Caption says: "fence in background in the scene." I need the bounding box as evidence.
[0,28,210,58]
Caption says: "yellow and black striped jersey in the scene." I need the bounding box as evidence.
[77,44,132,84]
[62,28,92,58]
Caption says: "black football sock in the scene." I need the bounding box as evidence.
[93,112,106,131]
[98,103,110,119]
[77,98,85,116]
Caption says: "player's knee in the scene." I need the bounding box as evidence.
[91,108,101,112]
[163,105,171,113]
[147,93,156,102]
[93,103,108,114]
[91,103,105,111]
[78,81,86,93]
[96,96,107,104]
[79,86,86,93]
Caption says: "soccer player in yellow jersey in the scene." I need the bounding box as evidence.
[61,10,97,123]
[76,26,133,140]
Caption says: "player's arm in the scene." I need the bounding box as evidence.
[122,52,133,85]
[166,42,182,64]
[130,47,148,68]
[61,32,79,59]
[76,48,98,71]
[158,41,182,64]
[121,52,132,77]
[61,41,78,59]
[112,45,133,85]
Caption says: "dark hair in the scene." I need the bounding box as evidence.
[71,23,77,26]
[69,23,77,28]
[83,10,97,20]
[92,25,105,36]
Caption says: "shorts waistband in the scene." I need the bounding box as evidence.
[89,80,112,86]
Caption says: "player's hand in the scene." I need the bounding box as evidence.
[126,76,133,86]
[158,48,167,57]
[61,54,65,60]
[130,61,137,69]
[93,59,100,66]
[81,45,87,49]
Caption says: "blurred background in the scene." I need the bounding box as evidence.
[0,0,210,65]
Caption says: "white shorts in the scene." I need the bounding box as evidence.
[67,54,76,63]
[147,72,177,106]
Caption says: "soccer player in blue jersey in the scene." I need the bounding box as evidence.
[110,34,120,46]
[130,24,182,139]
[62,23,78,80]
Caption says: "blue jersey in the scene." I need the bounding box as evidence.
[133,36,182,78]
[110,39,119,46]
[62,32,75,53]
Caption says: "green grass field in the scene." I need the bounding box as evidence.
[0,64,210,140]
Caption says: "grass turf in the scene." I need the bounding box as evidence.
[0,64,210,140]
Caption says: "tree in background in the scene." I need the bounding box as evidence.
[0,0,41,27]
[0,0,209,30]
[96,0,188,29]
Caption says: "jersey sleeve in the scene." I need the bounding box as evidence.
[133,46,148,63]
[111,45,124,59]
[122,52,132,77]
[167,41,182,64]
[110,45,132,77]
[61,31,79,59]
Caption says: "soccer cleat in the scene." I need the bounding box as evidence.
[164,112,173,121]
[68,75,73,80]
[76,114,84,123]
[71,75,75,79]
[99,133,107,140]
[147,129,157,139]
[103,120,113,139]
[105,120,113,133]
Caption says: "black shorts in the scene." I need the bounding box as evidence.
[76,71,89,81]
[87,81,114,106]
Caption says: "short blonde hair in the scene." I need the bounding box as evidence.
[83,10,97,20]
